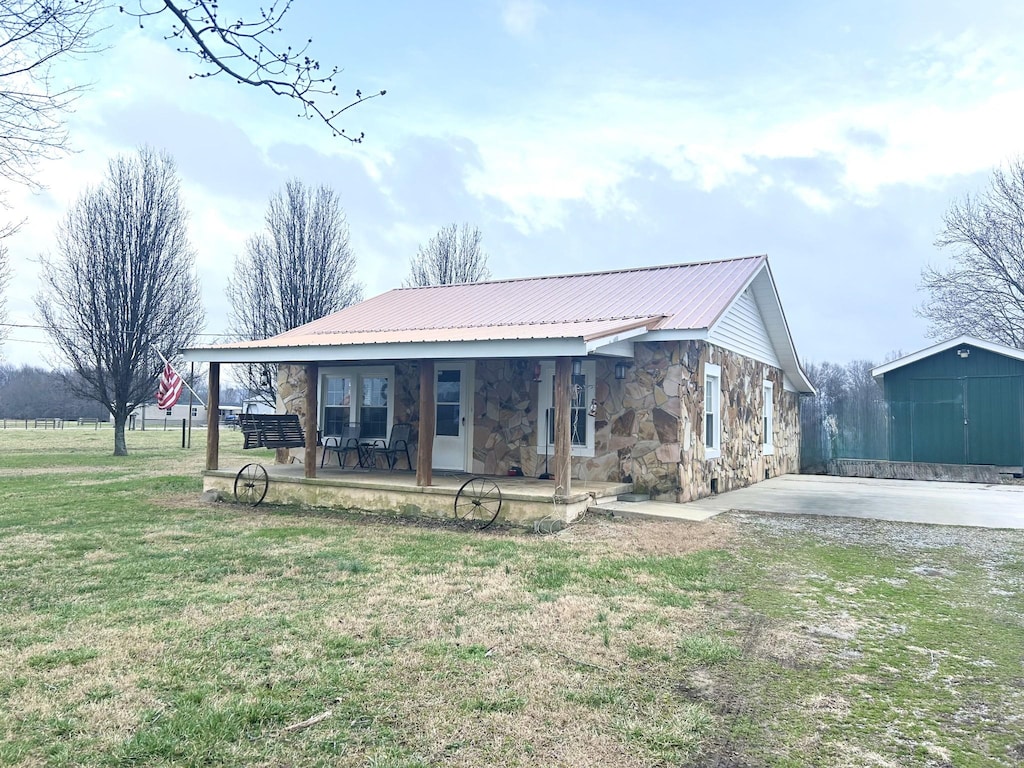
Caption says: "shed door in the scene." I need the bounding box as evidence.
[965,376,1024,466]
[910,379,965,464]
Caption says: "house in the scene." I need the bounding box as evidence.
[130,401,208,427]
[872,335,1024,470]
[183,255,814,520]
[129,403,242,428]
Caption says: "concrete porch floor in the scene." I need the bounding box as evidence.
[204,463,632,526]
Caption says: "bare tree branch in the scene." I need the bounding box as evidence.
[404,223,491,288]
[34,147,204,455]
[0,239,10,355]
[0,0,384,191]
[227,179,362,405]
[0,0,104,190]
[918,158,1024,348]
[122,0,385,141]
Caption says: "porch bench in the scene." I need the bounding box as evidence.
[239,413,309,450]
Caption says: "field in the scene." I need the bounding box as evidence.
[1,428,1022,766]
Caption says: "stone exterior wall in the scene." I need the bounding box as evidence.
[587,341,800,501]
[279,348,800,502]
[472,359,538,476]
[277,364,311,464]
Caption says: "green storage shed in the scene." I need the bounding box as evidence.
[872,336,1024,469]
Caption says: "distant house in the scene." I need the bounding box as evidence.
[130,403,241,427]
[872,335,1024,470]
[185,255,813,504]
[131,401,208,426]
[242,397,275,416]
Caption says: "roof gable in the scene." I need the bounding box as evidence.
[872,335,1024,381]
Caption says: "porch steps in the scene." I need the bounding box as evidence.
[588,496,723,523]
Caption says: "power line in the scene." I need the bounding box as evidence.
[0,322,243,339]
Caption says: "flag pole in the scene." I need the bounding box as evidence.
[152,346,206,407]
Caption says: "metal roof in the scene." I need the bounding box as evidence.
[185,254,813,392]
[223,317,665,348]
[224,255,767,347]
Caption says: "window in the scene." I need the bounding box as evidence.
[704,363,721,459]
[165,408,173,416]
[435,369,461,437]
[323,376,352,435]
[359,376,389,439]
[763,380,774,455]
[320,367,394,440]
[537,360,595,457]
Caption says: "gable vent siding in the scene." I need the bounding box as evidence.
[707,289,781,367]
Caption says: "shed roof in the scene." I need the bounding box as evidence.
[872,335,1024,381]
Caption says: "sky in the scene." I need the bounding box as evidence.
[3,0,1024,371]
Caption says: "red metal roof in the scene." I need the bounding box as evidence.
[264,255,766,344]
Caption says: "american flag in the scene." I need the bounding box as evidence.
[156,362,184,409]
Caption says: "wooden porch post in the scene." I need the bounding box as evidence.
[205,362,220,470]
[304,363,318,479]
[553,356,572,495]
[416,359,435,486]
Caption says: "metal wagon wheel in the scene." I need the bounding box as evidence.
[454,477,502,530]
[234,463,269,507]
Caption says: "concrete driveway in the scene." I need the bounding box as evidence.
[682,474,1024,529]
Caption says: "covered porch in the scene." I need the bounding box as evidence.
[192,343,642,526]
[203,462,631,527]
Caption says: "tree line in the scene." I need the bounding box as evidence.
[0,364,109,421]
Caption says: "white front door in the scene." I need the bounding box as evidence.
[433,363,471,470]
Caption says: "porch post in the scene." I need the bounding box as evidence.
[417,359,435,486]
[553,356,572,495]
[304,363,318,478]
[205,362,220,471]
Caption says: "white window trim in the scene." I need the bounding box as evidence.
[318,365,396,440]
[536,360,596,458]
[704,362,721,460]
[763,379,775,455]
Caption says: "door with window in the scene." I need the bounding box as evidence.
[433,363,471,470]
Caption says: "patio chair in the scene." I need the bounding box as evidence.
[375,423,413,470]
[320,423,362,468]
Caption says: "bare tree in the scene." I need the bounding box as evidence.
[801,358,886,466]
[0,1,104,190]
[404,223,491,287]
[1,0,384,189]
[919,159,1024,348]
[227,179,362,404]
[35,147,204,455]
[0,240,9,355]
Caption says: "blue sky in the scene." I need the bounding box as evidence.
[4,0,1024,369]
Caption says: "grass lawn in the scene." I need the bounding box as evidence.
[1,427,1022,766]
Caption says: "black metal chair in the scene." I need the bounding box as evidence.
[320,423,362,468]
[374,423,413,470]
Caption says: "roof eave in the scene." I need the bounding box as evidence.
[704,260,815,394]
[871,334,1024,380]
[182,337,596,364]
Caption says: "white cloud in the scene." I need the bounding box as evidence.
[500,0,548,38]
